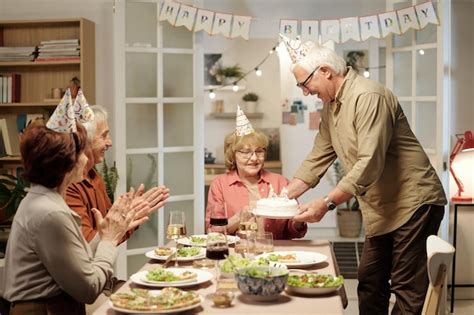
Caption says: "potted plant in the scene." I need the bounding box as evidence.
[0,173,30,250]
[213,65,243,85]
[327,160,362,237]
[242,92,259,113]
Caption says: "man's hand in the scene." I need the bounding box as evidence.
[293,198,328,223]
[286,178,310,200]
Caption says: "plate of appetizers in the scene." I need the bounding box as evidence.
[145,247,206,261]
[109,287,203,313]
[286,272,344,295]
[130,267,213,287]
[255,251,328,268]
[176,234,239,247]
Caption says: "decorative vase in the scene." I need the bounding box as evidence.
[337,209,362,237]
[245,101,258,113]
[223,76,238,85]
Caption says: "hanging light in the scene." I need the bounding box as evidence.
[232,83,239,92]
[269,46,276,54]
[419,49,425,55]
[255,67,263,76]
[209,90,216,99]
[363,69,370,78]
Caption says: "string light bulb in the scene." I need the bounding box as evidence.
[255,68,263,76]
[363,69,370,78]
[419,49,425,55]
[209,90,216,99]
[232,83,239,92]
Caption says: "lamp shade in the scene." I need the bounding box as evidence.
[462,131,474,151]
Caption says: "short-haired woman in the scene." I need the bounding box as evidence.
[206,129,307,239]
[1,120,135,314]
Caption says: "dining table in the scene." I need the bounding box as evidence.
[93,239,347,315]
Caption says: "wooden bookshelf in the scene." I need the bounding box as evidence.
[0,18,95,168]
[0,18,96,104]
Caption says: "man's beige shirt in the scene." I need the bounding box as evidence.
[294,68,447,237]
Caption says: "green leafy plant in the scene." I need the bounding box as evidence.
[242,92,259,102]
[0,173,30,223]
[327,160,359,210]
[97,159,118,203]
[216,65,243,78]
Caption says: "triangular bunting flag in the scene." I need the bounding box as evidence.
[175,4,197,31]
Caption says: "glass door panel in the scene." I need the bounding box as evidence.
[415,102,437,150]
[127,211,159,250]
[400,101,412,127]
[163,152,194,195]
[126,103,158,148]
[126,53,158,97]
[416,24,437,44]
[393,51,412,96]
[163,54,193,97]
[163,103,193,146]
[125,1,157,47]
[416,49,437,96]
[162,22,193,49]
[126,153,159,190]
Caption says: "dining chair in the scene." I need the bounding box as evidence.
[421,235,455,315]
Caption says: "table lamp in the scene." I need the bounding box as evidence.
[449,130,474,202]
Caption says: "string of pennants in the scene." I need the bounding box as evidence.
[158,0,439,42]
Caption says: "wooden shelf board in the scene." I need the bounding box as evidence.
[0,102,57,107]
[204,85,246,91]
[0,156,21,163]
[0,60,80,66]
[208,112,263,119]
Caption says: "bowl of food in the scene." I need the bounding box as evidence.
[234,266,289,301]
[286,272,344,295]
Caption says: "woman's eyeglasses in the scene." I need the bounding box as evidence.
[237,149,266,159]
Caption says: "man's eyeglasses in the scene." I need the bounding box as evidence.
[237,149,266,159]
[296,66,320,90]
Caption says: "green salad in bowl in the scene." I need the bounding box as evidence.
[286,273,344,295]
[219,255,269,275]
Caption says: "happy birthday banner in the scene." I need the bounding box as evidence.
[158,0,439,42]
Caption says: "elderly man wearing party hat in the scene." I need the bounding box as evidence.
[1,91,141,314]
[64,97,169,244]
[205,105,307,239]
[280,34,447,314]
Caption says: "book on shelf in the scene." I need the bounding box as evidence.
[40,39,79,45]
[35,57,80,62]
[2,115,20,156]
[0,119,7,157]
[0,74,21,103]
[0,118,11,156]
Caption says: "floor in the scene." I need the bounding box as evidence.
[342,279,474,314]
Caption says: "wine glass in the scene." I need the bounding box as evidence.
[235,206,257,257]
[206,228,229,280]
[166,210,186,267]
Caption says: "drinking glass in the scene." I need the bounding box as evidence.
[166,210,186,266]
[209,203,228,227]
[235,206,257,256]
[253,231,274,255]
[206,228,229,279]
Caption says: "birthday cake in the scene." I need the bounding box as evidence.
[255,186,298,217]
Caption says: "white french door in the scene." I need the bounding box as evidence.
[113,0,204,278]
[385,0,450,239]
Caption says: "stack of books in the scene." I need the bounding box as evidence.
[0,47,36,62]
[36,39,80,62]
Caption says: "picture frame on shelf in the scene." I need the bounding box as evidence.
[260,128,280,161]
[204,53,222,86]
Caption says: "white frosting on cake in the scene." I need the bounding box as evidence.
[256,197,298,214]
